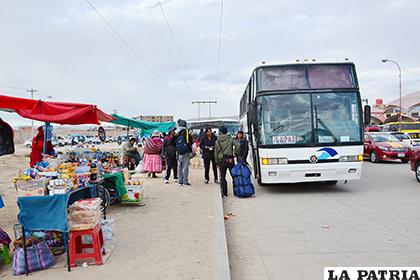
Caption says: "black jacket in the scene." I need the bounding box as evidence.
[234,138,249,163]
[200,135,217,160]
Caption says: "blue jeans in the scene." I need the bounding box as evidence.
[177,154,190,185]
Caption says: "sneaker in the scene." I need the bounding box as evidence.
[164,179,169,184]
[178,183,183,186]
[184,183,191,186]
[174,179,178,183]
[205,179,209,184]
[214,179,219,184]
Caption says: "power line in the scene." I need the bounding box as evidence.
[217,0,224,81]
[158,1,192,80]
[0,84,28,90]
[85,0,167,86]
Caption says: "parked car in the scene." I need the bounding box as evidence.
[23,139,32,148]
[410,146,420,182]
[407,132,420,147]
[389,132,414,147]
[364,125,382,132]
[51,136,66,147]
[69,134,87,145]
[85,135,101,145]
[364,132,411,163]
[117,134,134,145]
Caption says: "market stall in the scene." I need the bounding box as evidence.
[0,94,138,275]
[109,113,176,137]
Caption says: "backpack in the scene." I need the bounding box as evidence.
[231,163,255,198]
[0,118,15,156]
[165,137,177,157]
[176,130,190,155]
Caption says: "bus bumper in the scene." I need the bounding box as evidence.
[259,162,363,184]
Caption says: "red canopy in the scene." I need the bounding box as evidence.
[0,95,114,125]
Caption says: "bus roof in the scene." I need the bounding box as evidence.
[253,61,355,72]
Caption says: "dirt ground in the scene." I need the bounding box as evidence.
[0,146,227,279]
[0,147,28,237]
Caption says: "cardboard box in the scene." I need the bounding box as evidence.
[15,178,50,197]
[122,185,143,203]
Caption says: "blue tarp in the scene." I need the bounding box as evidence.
[17,187,93,232]
[18,194,69,232]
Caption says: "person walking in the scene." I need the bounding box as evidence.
[234,131,249,164]
[200,127,218,184]
[144,130,163,178]
[163,127,178,184]
[215,126,235,197]
[175,119,193,186]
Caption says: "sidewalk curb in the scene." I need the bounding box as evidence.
[214,189,231,280]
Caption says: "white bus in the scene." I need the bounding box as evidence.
[240,62,365,185]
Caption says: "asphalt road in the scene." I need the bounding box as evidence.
[224,161,420,280]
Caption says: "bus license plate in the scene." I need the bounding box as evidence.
[398,153,405,158]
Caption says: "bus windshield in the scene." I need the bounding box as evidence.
[257,64,356,91]
[257,92,362,146]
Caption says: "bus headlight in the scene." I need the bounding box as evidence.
[339,155,363,162]
[261,158,288,165]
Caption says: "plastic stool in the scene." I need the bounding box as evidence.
[69,223,104,267]
[0,244,11,265]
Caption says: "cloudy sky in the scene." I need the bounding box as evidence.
[0,0,419,126]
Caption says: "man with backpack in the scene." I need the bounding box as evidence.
[215,126,235,197]
[175,119,194,186]
[163,127,178,184]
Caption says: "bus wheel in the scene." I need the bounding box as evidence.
[257,175,262,186]
[370,151,379,163]
[416,163,420,183]
[325,180,338,185]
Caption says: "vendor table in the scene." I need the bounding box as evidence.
[16,187,95,274]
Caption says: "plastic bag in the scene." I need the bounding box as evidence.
[135,160,145,173]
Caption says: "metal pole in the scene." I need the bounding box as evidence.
[27,88,37,137]
[382,59,402,130]
[398,65,402,131]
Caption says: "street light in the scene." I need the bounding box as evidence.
[381,58,402,131]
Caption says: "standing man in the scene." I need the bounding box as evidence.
[163,127,178,184]
[234,131,249,164]
[215,126,235,197]
[200,128,218,184]
[175,119,194,186]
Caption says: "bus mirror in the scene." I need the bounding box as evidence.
[364,105,371,126]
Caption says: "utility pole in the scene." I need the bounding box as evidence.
[27,88,38,136]
[192,100,217,120]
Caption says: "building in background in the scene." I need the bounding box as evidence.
[371,91,420,125]
[133,115,173,123]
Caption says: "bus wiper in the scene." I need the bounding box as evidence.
[317,117,341,145]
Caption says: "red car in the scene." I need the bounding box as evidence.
[410,146,420,182]
[364,133,411,163]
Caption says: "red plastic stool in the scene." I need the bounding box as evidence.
[69,223,104,267]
